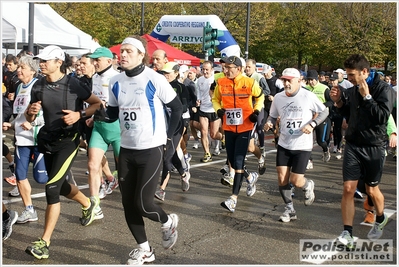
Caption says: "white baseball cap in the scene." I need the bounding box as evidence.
[334,68,345,74]
[280,68,300,79]
[261,64,272,74]
[34,45,65,61]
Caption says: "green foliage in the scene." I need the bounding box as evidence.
[48,2,396,72]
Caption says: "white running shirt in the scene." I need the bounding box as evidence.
[91,67,120,103]
[270,88,326,151]
[108,67,177,150]
[196,75,215,113]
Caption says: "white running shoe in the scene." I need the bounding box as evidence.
[279,207,297,223]
[303,180,315,206]
[161,214,179,249]
[181,172,190,192]
[8,186,20,197]
[126,247,155,265]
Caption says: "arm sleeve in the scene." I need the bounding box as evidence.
[313,107,329,126]
[165,96,183,139]
[259,77,271,96]
[252,81,265,112]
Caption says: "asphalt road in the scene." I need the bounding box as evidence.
[2,130,397,265]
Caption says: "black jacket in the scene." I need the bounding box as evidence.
[338,72,394,146]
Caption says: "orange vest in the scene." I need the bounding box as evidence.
[214,74,263,133]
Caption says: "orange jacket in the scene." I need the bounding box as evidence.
[212,73,264,133]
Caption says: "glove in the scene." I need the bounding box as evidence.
[217,108,226,118]
[249,110,260,123]
[93,103,109,122]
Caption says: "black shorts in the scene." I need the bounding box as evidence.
[198,110,219,122]
[342,141,385,186]
[276,145,311,175]
[191,110,200,122]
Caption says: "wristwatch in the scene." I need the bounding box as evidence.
[79,110,87,118]
[363,94,372,101]
[310,121,317,128]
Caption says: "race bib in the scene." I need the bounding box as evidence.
[225,108,243,125]
[282,119,303,135]
[13,94,29,114]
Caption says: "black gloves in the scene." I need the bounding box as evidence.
[217,108,226,118]
[249,110,260,123]
[93,104,109,122]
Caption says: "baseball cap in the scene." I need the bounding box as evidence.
[329,73,339,81]
[319,71,326,76]
[189,67,196,73]
[334,68,345,74]
[88,47,113,59]
[307,69,319,80]
[179,64,189,73]
[281,68,301,80]
[261,64,272,74]
[224,56,242,67]
[219,56,229,63]
[161,62,179,73]
[34,45,65,61]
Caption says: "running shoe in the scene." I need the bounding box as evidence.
[332,146,338,153]
[200,153,212,163]
[25,238,49,259]
[323,150,331,162]
[126,247,155,265]
[81,196,100,226]
[279,207,297,222]
[354,189,363,199]
[192,141,199,149]
[220,164,229,176]
[221,139,226,150]
[221,197,236,212]
[4,175,16,186]
[17,209,38,224]
[306,160,313,170]
[246,172,258,197]
[303,180,315,206]
[212,147,221,156]
[258,155,266,175]
[221,173,233,187]
[337,230,354,249]
[155,188,166,201]
[8,186,20,197]
[105,176,119,195]
[161,214,179,249]
[181,172,190,192]
[99,183,107,199]
[367,213,388,241]
[94,205,104,220]
[364,211,375,224]
[3,210,18,240]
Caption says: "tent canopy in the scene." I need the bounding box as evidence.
[1,2,99,52]
[109,34,201,66]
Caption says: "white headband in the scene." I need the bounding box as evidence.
[121,37,146,53]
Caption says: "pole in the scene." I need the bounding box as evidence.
[28,3,34,53]
[140,3,144,36]
[245,2,250,60]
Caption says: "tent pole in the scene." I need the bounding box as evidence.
[28,3,34,53]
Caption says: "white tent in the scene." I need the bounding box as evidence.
[1,2,100,55]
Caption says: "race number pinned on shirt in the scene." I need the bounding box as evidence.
[283,119,303,135]
[225,108,243,125]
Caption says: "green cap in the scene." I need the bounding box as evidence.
[88,47,113,59]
